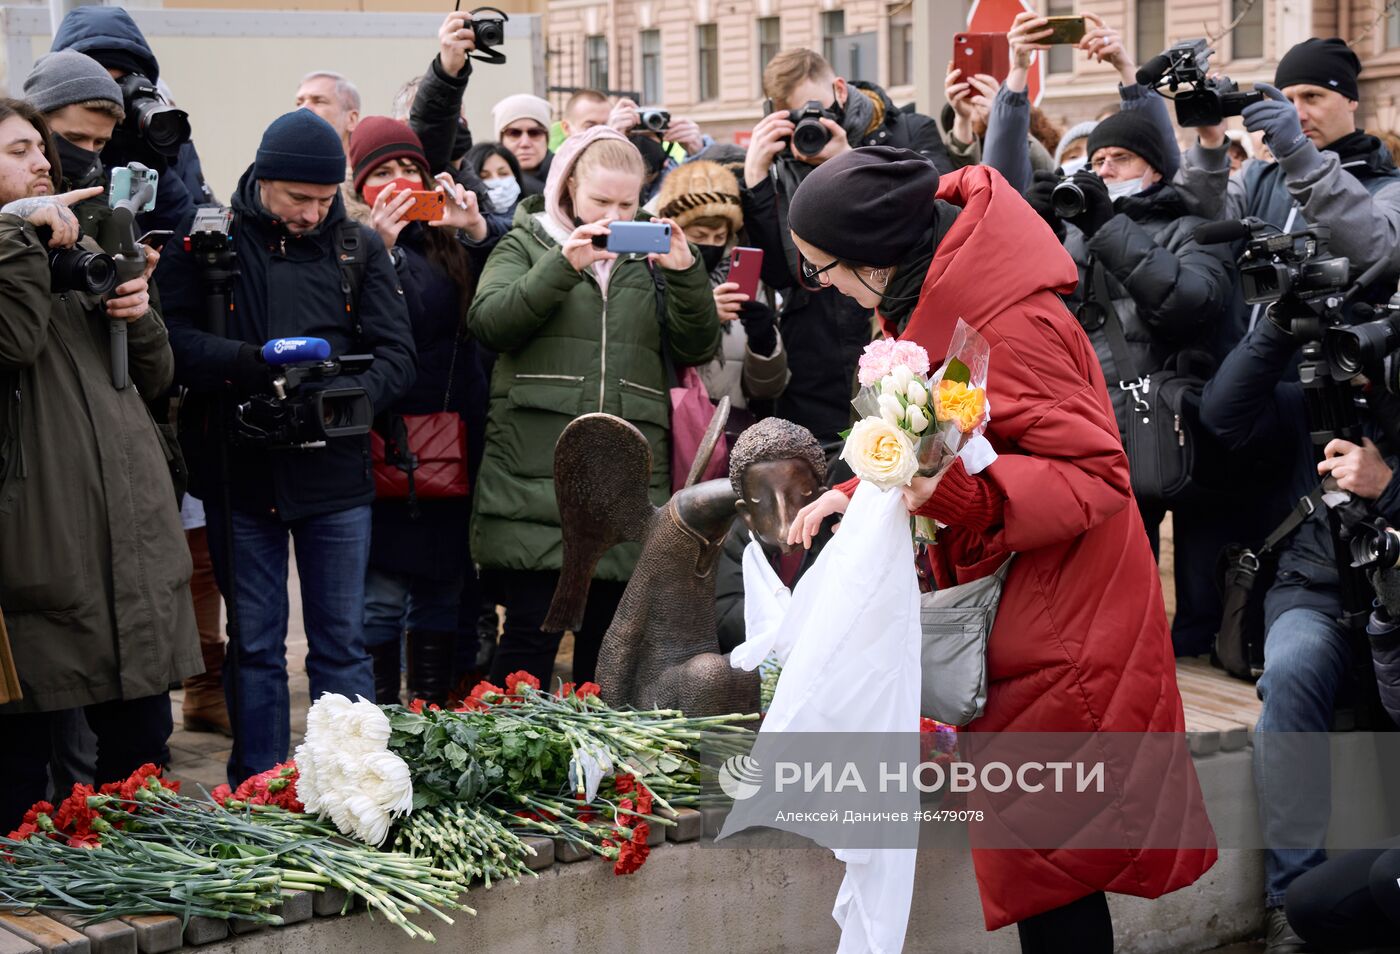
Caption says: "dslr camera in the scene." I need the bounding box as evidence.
[782,101,840,157]
[462,5,509,64]
[1136,39,1264,127]
[1325,291,1400,390]
[634,108,671,134]
[233,347,375,450]
[1050,174,1090,219]
[116,73,191,157]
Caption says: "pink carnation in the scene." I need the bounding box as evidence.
[857,338,931,387]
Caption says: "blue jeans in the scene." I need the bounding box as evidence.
[1253,605,1353,907]
[363,568,464,648]
[205,505,374,785]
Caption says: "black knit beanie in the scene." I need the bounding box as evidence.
[1275,38,1361,101]
[255,110,346,185]
[1085,110,1170,177]
[787,146,940,267]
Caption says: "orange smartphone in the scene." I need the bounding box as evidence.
[401,190,446,222]
[952,33,1011,86]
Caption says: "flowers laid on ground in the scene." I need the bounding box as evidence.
[3,764,465,938]
[294,694,415,846]
[842,320,992,492]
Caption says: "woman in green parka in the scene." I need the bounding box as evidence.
[468,125,720,687]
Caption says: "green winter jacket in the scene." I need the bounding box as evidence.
[468,195,720,581]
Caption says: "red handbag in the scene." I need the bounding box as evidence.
[371,333,470,502]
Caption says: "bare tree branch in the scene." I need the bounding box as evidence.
[1206,0,1259,45]
[1350,0,1400,48]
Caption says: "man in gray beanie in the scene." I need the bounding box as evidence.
[24,50,123,193]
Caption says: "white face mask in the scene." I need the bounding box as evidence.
[1105,177,1144,201]
[1060,156,1088,177]
[484,175,521,211]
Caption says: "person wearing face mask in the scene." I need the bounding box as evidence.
[467,125,719,689]
[783,146,1217,954]
[1038,111,1233,556]
[467,142,525,219]
[654,159,787,436]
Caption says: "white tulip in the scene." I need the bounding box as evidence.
[906,380,928,406]
[878,392,904,427]
[891,364,914,391]
[906,404,930,434]
[879,373,899,394]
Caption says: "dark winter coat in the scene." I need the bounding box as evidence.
[0,214,200,712]
[1062,184,1233,437]
[159,167,416,522]
[369,225,488,582]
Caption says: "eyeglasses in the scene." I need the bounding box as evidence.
[502,126,547,141]
[1090,150,1138,172]
[799,254,840,287]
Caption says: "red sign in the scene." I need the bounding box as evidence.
[734,130,752,148]
[966,0,1042,105]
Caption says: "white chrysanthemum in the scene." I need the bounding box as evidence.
[344,794,392,846]
[305,692,354,742]
[340,698,393,751]
[359,751,414,816]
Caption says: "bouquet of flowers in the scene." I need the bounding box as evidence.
[842,319,992,491]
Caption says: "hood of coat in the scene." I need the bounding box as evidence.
[899,165,1079,356]
[51,6,159,82]
[230,164,348,250]
[539,125,643,289]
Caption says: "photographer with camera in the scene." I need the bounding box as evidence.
[51,7,213,234]
[158,110,415,785]
[1199,240,1400,951]
[741,48,950,450]
[0,97,199,828]
[1180,38,1400,291]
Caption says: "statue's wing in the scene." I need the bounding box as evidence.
[543,414,655,633]
[683,395,731,490]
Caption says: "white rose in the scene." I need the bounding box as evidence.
[877,392,904,427]
[906,404,930,434]
[906,380,928,407]
[839,417,919,490]
[890,364,914,391]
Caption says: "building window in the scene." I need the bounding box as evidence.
[1231,0,1264,59]
[758,16,781,86]
[888,7,913,87]
[821,10,845,64]
[1391,8,1400,48]
[1046,0,1074,74]
[640,30,661,104]
[586,35,609,91]
[1135,0,1166,67]
[698,23,719,101]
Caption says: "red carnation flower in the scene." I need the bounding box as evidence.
[21,802,53,828]
[575,682,602,700]
[504,671,541,695]
[7,822,36,841]
[557,682,576,698]
[614,773,636,795]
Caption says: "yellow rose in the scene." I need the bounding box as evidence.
[840,417,919,490]
[934,380,987,434]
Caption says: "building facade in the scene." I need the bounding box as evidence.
[542,0,1400,147]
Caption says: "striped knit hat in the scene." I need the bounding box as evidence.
[655,160,743,233]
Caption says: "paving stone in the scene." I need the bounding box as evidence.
[227,917,262,936]
[275,890,313,926]
[664,807,703,843]
[46,914,134,954]
[552,837,592,863]
[312,886,351,917]
[645,818,667,846]
[0,922,41,954]
[0,913,88,954]
[700,804,730,838]
[180,917,227,946]
[117,916,181,954]
[519,836,554,871]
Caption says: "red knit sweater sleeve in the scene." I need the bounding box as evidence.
[833,461,1004,532]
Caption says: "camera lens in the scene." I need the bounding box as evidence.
[136,101,192,155]
[48,247,118,296]
[792,118,832,156]
[1051,179,1086,219]
[1325,316,1400,378]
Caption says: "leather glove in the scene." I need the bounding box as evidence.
[1243,83,1310,160]
[229,343,273,395]
[738,298,778,356]
[1062,168,1115,238]
[1024,171,1066,243]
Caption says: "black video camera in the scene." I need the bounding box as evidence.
[233,347,375,450]
[116,73,191,157]
[1136,39,1264,127]
[457,4,509,64]
[634,108,671,134]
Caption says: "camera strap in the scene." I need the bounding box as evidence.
[1090,260,1149,410]
[1258,483,1328,559]
[333,221,367,343]
[647,261,678,390]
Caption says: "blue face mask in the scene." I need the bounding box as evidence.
[484,175,521,211]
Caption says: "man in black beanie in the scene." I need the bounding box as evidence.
[1180,34,1400,954]
[153,109,415,788]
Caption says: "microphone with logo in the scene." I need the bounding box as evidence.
[231,336,375,449]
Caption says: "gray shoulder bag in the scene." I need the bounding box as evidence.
[919,555,1015,725]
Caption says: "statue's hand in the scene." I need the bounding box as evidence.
[787,488,850,550]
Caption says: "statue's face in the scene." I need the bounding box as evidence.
[736,458,821,555]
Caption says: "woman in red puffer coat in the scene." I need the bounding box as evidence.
[785,147,1216,951]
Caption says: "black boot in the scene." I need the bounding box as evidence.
[369,640,402,706]
[406,630,457,707]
